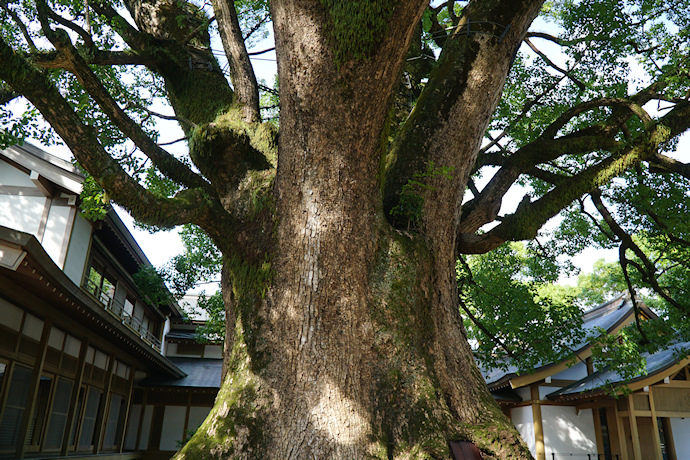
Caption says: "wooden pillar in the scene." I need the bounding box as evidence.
[93,353,116,454]
[15,317,52,459]
[648,388,663,460]
[608,405,627,460]
[531,385,545,460]
[117,365,136,453]
[61,338,89,455]
[627,394,642,460]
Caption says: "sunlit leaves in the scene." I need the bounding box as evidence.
[459,242,585,373]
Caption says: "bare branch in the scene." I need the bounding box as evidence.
[213,0,260,122]
[523,37,585,90]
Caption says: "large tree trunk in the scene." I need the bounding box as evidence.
[174,1,533,459]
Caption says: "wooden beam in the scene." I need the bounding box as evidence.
[661,417,677,460]
[93,353,116,454]
[531,385,545,460]
[117,365,136,453]
[608,405,627,460]
[30,170,53,197]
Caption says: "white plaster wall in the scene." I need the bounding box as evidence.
[43,204,70,265]
[160,405,186,451]
[161,318,172,356]
[670,418,690,456]
[166,342,178,356]
[539,386,562,400]
[0,195,45,234]
[511,406,536,456]
[541,406,597,457]
[139,404,153,450]
[63,214,92,284]
[551,362,588,381]
[0,162,33,186]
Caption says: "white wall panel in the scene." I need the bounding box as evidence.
[541,406,597,457]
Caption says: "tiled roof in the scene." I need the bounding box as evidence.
[549,340,690,400]
[140,357,222,388]
[480,295,645,387]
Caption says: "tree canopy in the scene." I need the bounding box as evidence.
[2,0,690,457]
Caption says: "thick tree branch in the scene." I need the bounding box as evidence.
[212,0,260,122]
[461,133,622,235]
[648,153,690,179]
[0,35,216,229]
[36,0,211,192]
[591,191,690,318]
[385,0,546,234]
[39,1,94,49]
[0,87,19,105]
[32,49,158,69]
[458,101,690,254]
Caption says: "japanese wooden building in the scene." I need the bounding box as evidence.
[0,143,222,459]
[483,295,690,460]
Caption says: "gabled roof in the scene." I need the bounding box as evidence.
[0,142,83,194]
[1,142,182,317]
[549,340,690,401]
[482,295,657,390]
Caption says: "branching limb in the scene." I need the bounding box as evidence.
[648,153,690,180]
[39,1,94,48]
[1,4,38,52]
[0,88,19,105]
[35,2,212,193]
[33,49,158,69]
[212,0,260,122]
[591,191,690,319]
[0,34,216,229]
[461,133,621,235]
[457,101,690,255]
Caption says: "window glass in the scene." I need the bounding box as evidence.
[0,364,31,450]
[78,387,101,450]
[28,375,53,447]
[102,394,124,450]
[64,335,81,358]
[124,297,135,317]
[68,387,85,448]
[44,377,73,450]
